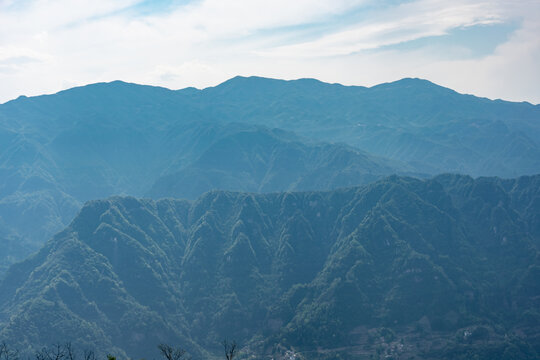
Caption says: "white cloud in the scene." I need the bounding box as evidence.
[0,46,51,64]
[257,0,505,57]
[419,9,540,103]
[0,0,539,104]
[154,0,367,38]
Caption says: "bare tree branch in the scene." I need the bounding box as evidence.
[82,350,95,360]
[35,343,67,360]
[222,340,237,360]
[157,344,187,360]
[65,343,76,360]
[0,342,18,360]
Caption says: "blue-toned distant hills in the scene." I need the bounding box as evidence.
[1,76,539,274]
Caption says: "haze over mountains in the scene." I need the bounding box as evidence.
[0,76,539,359]
[0,175,539,359]
[1,76,539,275]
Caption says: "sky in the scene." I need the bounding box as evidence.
[0,0,539,104]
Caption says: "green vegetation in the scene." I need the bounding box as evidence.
[0,175,538,359]
[2,76,540,275]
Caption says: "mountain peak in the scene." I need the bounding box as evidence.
[373,77,446,90]
[215,75,284,88]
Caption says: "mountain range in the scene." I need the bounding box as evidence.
[1,76,539,276]
[0,174,538,359]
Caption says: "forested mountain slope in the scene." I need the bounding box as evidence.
[193,76,540,176]
[3,77,539,178]
[1,76,538,276]
[0,116,406,275]
[1,175,538,359]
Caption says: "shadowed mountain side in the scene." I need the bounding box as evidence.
[0,121,410,275]
[2,76,539,178]
[147,127,412,199]
[1,75,539,276]
[0,175,538,359]
[197,76,540,177]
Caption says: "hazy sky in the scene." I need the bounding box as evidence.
[1,0,539,104]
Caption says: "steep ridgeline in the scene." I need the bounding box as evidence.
[3,77,539,179]
[0,116,407,275]
[1,77,539,275]
[0,80,219,275]
[146,126,407,199]
[197,77,540,177]
[0,175,538,359]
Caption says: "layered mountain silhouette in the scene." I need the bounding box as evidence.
[0,119,409,275]
[0,175,538,359]
[1,77,539,276]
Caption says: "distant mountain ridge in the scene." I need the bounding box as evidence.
[0,175,538,359]
[1,75,539,276]
[0,119,409,275]
[146,125,411,199]
[198,76,540,176]
[3,76,538,176]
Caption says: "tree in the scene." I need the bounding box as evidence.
[157,344,187,360]
[83,350,95,360]
[0,342,19,360]
[34,343,97,360]
[65,343,76,360]
[35,343,67,360]
[222,340,237,360]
